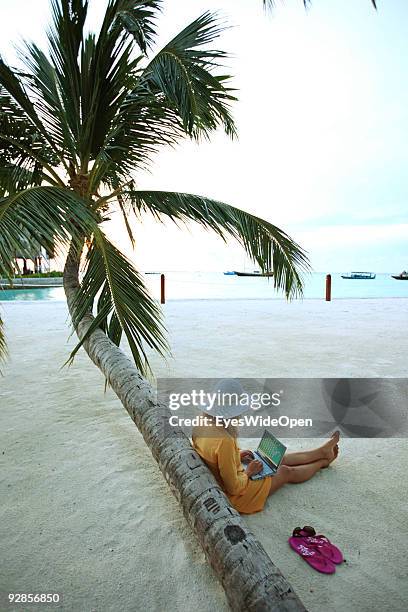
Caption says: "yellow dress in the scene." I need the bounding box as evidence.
[192,424,272,514]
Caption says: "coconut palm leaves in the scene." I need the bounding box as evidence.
[0,0,309,376]
[127,190,307,296]
[142,12,237,138]
[69,229,168,374]
[0,187,96,278]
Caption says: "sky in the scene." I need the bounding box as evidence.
[0,0,407,272]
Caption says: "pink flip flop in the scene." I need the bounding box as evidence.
[288,537,336,574]
[292,526,343,565]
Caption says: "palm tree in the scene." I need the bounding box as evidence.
[0,1,309,609]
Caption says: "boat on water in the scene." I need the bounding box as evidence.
[223,271,236,275]
[234,270,273,277]
[341,272,376,280]
[391,271,408,280]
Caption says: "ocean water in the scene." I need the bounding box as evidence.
[0,272,407,302]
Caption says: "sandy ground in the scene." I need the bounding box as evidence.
[1,298,407,612]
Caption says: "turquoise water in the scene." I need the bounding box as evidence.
[145,271,408,300]
[1,272,407,301]
[0,287,65,301]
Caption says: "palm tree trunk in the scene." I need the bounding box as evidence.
[63,243,305,612]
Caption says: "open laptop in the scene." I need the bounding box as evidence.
[246,430,287,480]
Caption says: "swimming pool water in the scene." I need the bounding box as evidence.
[0,287,66,301]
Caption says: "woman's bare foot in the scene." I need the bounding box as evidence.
[320,431,340,466]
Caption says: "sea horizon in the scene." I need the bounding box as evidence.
[1,271,407,302]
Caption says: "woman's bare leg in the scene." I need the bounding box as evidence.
[284,459,329,482]
[268,459,329,496]
[282,432,339,466]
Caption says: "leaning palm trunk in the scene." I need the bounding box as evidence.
[63,244,305,612]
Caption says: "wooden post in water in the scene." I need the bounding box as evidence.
[160,273,165,304]
[326,274,332,301]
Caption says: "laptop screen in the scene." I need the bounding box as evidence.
[258,430,287,468]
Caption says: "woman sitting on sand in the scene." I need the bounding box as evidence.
[192,380,339,515]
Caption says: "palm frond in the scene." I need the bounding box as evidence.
[140,12,237,139]
[90,82,185,190]
[91,11,237,187]
[0,87,59,187]
[76,15,144,165]
[72,1,161,166]
[113,0,162,54]
[19,43,79,161]
[116,193,135,246]
[0,58,65,163]
[69,229,168,376]
[0,186,97,279]
[0,164,45,196]
[46,1,154,167]
[78,33,142,167]
[126,190,310,298]
[47,0,88,155]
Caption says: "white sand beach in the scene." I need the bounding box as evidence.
[1,298,407,611]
